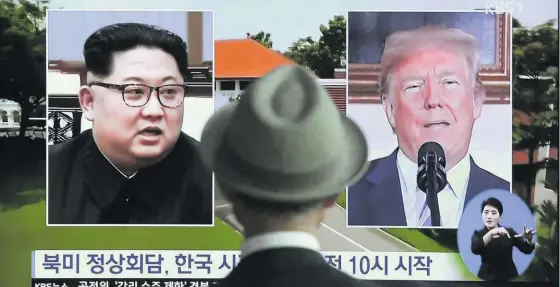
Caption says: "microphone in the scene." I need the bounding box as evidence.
[417,142,447,226]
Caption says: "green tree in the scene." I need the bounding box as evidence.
[512,17,522,28]
[529,68,559,282]
[283,36,321,70]
[0,0,47,138]
[246,31,273,49]
[284,15,345,78]
[512,19,558,200]
[512,18,559,282]
[318,15,345,68]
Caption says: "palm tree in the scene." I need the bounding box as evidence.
[246,31,273,49]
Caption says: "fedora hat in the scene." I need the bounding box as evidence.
[200,65,368,203]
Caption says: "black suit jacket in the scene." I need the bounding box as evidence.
[348,149,510,226]
[471,226,535,282]
[48,129,212,224]
[217,248,372,287]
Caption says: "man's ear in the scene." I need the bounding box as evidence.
[473,94,484,120]
[382,95,396,129]
[322,194,338,208]
[79,85,95,121]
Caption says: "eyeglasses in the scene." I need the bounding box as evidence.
[88,82,187,108]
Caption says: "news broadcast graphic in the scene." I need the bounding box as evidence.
[29,279,560,287]
[346,11,513,228]
[457,189,537,282]
[46,9,215,226]
[1,0,557,286]
[32,250,464,281]
[31,279,218,287]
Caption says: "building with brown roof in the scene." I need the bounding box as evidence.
[214,38,347,112]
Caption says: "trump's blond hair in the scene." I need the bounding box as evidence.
[379,26,486,103]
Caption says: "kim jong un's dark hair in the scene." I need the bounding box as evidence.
[481,197,504,215]
[83,22,189,79]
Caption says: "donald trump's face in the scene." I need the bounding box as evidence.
[384,48,483,169]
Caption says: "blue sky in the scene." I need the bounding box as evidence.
[49,0,558,52]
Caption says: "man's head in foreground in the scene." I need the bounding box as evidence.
[380,26,486,169]
[222,186,340,237]
[78,23,189,174]
[200,65,369,237]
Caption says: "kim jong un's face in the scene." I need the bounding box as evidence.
[80,46,185,168]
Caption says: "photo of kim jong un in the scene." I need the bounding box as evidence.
[46,10,215,226]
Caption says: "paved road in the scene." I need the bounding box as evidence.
[214,186,416,252]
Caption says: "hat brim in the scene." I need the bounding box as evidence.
[200,103,369,203]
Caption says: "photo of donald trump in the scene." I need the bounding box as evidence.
[347,13,511,228]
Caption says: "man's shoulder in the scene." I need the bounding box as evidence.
[326,268,372,286]
[471,161,510,189]
[48,137,73,158]
[351,151,398,187]
[175,132,208,171]
[178,131,200,147]
[174,132,213,224]
[472,227,487,236]
[177,132,212,176]
[175,132,202,158]
[219,265,370,287]
[47,131,92,222]
[368,152,395,168]
[49,130,91,162]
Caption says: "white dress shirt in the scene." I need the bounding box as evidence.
[396,149,470,228]
[240,231,320,259]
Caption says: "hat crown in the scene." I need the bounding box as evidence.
[225,65,345,174]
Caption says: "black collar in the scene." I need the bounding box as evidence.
[238,248,327,271]
[81,131,192,214]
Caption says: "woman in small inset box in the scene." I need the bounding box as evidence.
[471,197,536,282]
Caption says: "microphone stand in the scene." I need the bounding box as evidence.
[426,152,441,226]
